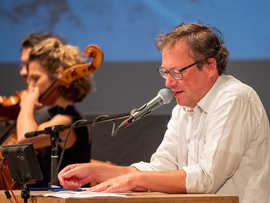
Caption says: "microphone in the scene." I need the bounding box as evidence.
[112,88,173,136]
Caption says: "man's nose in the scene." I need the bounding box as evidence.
[165,74,177,88]
[20,65,28,77]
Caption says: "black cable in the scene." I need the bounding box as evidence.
[53,119,87,185]
[4,190,13,202]
[1,159,14,202]
[38,113,128,185]
[1,160,6,188]
[52,114,119,184]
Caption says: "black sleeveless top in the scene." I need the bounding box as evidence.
[35,105,91,187]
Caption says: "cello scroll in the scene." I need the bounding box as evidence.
[39,44,103,102]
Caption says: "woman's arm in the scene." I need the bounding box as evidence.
[16,87,76,149]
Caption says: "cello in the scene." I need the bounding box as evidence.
[0,44,103,189]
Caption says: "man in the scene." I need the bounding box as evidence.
[58,23,270,202]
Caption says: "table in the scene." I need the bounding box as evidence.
[0,190,239,203]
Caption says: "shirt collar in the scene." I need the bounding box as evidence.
[181,75,225,115]
[197,75,225,114]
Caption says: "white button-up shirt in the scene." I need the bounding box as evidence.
[132,75,270,203]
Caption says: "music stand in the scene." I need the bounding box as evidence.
[1,143,43,203]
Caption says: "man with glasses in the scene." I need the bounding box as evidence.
[58,23,270,203]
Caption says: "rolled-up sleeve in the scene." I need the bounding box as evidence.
[132,106,180,171]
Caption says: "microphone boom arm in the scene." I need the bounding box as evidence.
[24,112,131,138]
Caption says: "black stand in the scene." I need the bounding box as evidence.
[24,112,130,187]
[2,144,43,203]
[21,183,30,203]
[45,125,63,187]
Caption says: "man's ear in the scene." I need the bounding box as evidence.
[206,58,218,77]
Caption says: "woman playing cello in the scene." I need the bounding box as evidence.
[16,38,98,187]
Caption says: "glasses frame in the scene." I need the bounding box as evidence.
[157,61,200,80]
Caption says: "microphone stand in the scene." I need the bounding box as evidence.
[45,125,63,187]
[24,112,130,187]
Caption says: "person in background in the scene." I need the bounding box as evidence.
[58,23,270,203]
[17,38,93,187]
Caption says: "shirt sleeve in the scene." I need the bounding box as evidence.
[132,105,180,171]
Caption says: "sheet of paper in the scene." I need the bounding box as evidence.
[32,191,127,198]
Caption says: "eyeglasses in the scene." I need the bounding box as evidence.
[157,61,200,80]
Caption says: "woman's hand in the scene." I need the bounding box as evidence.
[20,87,43,110]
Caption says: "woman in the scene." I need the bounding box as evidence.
[16,38,93,187]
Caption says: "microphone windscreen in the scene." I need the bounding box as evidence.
[158,88,173,104]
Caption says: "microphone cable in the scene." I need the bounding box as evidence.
[53,119,87,185]
[1,158,18,203]
[49,113,131,184]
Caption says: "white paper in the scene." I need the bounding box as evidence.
[32,191,127,198]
